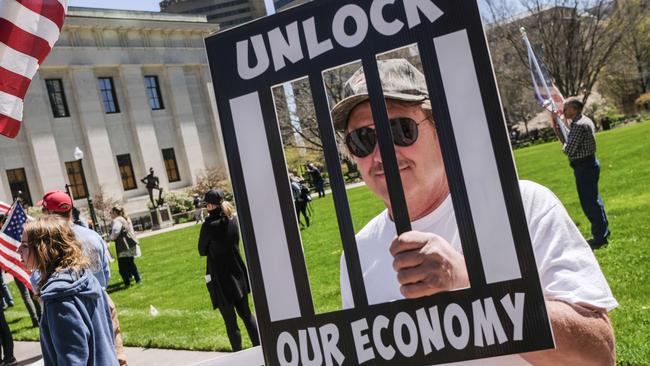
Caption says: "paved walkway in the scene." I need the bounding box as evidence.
[14,341,228,366]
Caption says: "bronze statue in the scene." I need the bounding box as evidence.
[141,168,164,208]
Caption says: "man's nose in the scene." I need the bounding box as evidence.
[370,141,383,163]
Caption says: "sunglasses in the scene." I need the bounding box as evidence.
[345,117,429,158]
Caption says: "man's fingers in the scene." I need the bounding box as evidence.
[400,281,442,299]
[396,266,428,285]
[389,232,430,256]
[392,250,424,272]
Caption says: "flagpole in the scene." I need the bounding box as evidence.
[520,28,568,143]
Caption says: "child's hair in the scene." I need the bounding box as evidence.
[23,215,89,288]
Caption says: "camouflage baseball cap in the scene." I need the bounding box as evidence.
[331,58,429,131]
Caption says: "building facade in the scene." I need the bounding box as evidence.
[159,0,306,29]
[0,7,224,217]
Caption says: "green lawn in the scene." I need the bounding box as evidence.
[5,121,649,364]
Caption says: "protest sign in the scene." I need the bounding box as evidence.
[205,1,554,365]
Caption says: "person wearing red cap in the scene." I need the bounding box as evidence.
[38,191,128,366]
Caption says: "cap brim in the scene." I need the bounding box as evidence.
[331,92,428,132]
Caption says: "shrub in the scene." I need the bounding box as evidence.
[187,167,233,201]
[153,191,193,214]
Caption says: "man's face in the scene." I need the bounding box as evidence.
[346,100,448,217]
[564,105,578,121]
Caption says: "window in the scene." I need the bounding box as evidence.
[116,154,137,190]
[144,76,164,110]
[65,160,88,199]
[98,77,120,113]
[45,79,70,118]
[162,148,180,182]
[6,168,33,206]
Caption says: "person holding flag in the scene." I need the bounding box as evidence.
[0,201,32,365]
[562,100,611,249]
[521,29,610,249]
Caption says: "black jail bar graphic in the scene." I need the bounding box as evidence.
[206,1,554,365]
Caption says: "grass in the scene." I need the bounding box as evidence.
[514,121,650,365]
[5,120,649,364]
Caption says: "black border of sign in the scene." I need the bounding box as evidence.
[205,0,554,365]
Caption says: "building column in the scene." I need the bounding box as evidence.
[201,66,228,172]
[69,67,123,199]
[22,73,67,196]
[0,174,11,204]
[119,65,168,190]
[166,65,205,185]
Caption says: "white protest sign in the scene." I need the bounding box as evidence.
[205,1,554,365]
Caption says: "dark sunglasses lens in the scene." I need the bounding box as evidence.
[391,118,419,146]
[346,127,376,157]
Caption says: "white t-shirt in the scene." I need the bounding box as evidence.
[340,180,617,365]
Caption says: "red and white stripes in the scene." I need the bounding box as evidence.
[0,0,67,138]
[0,200,33,290]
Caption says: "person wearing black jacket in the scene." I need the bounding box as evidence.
[197,189,259,351]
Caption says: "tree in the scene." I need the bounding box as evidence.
[485,0,645,104]
[599,0,650,112]
[187,167,233,200]
[92,185,121,232]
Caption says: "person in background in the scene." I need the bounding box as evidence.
[198,189,259,351]
[307,163,325,198]
[0,270,13,309]
[1,212,41,328]
[290,175,310,228]
[18,215,118,366]
[38,191,127,365]
[108,206,141,288]
[71,207,89,228]
[562,99,610,249]
[193,194,204,224]
[0,279,16,365]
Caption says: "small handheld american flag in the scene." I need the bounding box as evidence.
[0,201,33,291]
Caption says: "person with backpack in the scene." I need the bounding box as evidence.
[290,175,310,228]
[108,206,142,288]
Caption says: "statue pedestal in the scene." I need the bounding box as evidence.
[150,206,173,231]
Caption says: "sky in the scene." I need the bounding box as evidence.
[68,0,161,11]
[68,0,277,12]
[68,0,508,17]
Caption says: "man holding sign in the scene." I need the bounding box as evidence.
[336,59,617,365]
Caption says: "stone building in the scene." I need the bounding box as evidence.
[0,7,224,220]
[159,0,307,29]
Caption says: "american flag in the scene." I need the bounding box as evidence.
[520,28,569,144]
[0,201,32,291]
[0,0,68,138]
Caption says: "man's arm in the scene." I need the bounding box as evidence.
[391,231,615,365]
[522,300,615,366]
[563,124,588,157]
